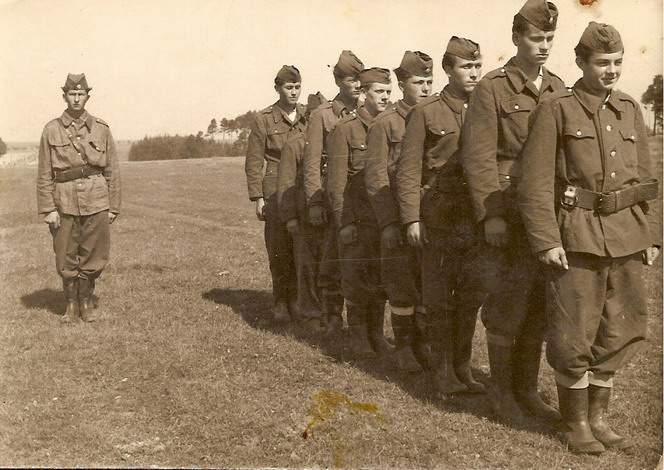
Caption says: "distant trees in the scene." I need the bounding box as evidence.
[204,110,258,155]
[128,134,238,161]
[642,75,663,135]
[0,137,6,156]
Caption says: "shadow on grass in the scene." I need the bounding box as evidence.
[201,287,559,437]
[21,287,99,316]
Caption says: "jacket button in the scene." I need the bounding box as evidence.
[576,130,582,136]
[505,175,510,180]
[610,150,616,157]
[441,130,445,135]
[606,124,612,131]
[463,103,468,109]
[514,105,519,110]
[610,171,616,178]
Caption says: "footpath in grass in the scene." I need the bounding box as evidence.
[0,156,661,468]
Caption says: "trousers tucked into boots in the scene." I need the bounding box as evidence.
[556,385,605,455]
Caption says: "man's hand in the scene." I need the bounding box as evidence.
[381,224,403,250]
[643,246,660,266]
[255,198,266,221]
[308,205,326,226]
[109,212,118,224]
[339,223,358,245]
[44,210,60,229]
[286,218,299,237]
[484,216,508,247]
[537,246,569,270]
[406,221,428,248]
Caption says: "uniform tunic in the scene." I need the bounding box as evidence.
[326,106,384,307]
[518,80,661,385]
[460,58,566,339]
[245,102,306,304]
[363,100,420,309]
[37,110,120,280]
[301,95,353,310]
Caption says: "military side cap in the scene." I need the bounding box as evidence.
[275,65,301,83]
[62,73,91,92]
[517,0,558,31]
[307,91,327,114]
[333,50,364,78]
[445,37,481,60]
[394,51,433,80]
[577,22,623,53]
[359,67,391,86]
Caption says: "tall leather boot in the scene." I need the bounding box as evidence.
[61,278,79,324]
[588,385,632,450]
[78,277,97,322]
[512,336,561,422]
[452,306,486,394]
[345,302,375,358]
[391,312,423,372]
[486,334,525,423]
[367,300,393,355]
[556,384,605,455]
[431,313,467,395]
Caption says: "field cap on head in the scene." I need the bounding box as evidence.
[333,50,364,78]
[359,68,392,86]
[62,73,91,92]
[517,0,558,31]
[307,91,327,114]
[394,51,433,80]
[577,22,623,53]
[275,65,301,83]
[445,37,481,60]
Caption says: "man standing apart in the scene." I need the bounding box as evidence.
[302,51,364,333]
[37,73,120,323]
[245,66,307,322]
[363,51,433,371]
[518,23,660,454]
[397,38,486,394]
[460,0,565,422]
[327,68,392,357]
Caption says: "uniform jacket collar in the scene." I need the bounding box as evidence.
[60,110,94,129]
[441,86,468,115]
[504,57,557,95]
[356,105,374,127]
[395,99,412,119]
[271,101,306,125]
[332,94,355,117]
[573,79,624,114]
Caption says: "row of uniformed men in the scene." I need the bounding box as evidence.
[244,0,660,455]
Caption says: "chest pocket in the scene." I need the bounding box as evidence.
[266,125,289,152]
[349,138,368,172]
[499,96,534,147]
[86,139,107,167]
[618,128,638,169]
[427,126,458,166]
[48,134,77,164]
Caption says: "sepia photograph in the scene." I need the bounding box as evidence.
[0,0,662,468]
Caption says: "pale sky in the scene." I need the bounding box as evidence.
[1,0,661,141]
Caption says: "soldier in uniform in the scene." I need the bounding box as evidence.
[277,92,328,331]
[396,38,487,394]
[327,68,392,357]
[460,0,566,422]
[363,51,434,371]
[245,65,307,322]
[518,23,660,454]
[302,51,364,333]
[37,73,120,323]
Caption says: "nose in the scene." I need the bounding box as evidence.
[607,62,617,75]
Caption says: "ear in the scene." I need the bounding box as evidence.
[512,32,519,48]
[575,56,584,71]
[398,81,405,94]
[274,84,279,94]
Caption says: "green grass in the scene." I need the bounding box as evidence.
[0,145,661,468]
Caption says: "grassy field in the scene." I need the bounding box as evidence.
[0,140,661,468]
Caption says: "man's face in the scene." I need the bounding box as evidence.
[446,57,483,96]
[514,23,556,66]
[336,75,362,100]
[363,82,391,115]
[399,75,433,106]
[63,90,89,112]
[577,50,623,94]
[275,81,301,106]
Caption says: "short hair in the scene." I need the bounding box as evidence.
[512,14,531,36]
[573,44,593,62]
[441,53,457,71]
[275,77,299,86]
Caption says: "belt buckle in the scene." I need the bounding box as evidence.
[561,185,578,208]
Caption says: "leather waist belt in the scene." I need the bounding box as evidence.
[54,165,104,183]
[561,180,659,215]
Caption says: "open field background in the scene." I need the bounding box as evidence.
[0,139,661,468]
